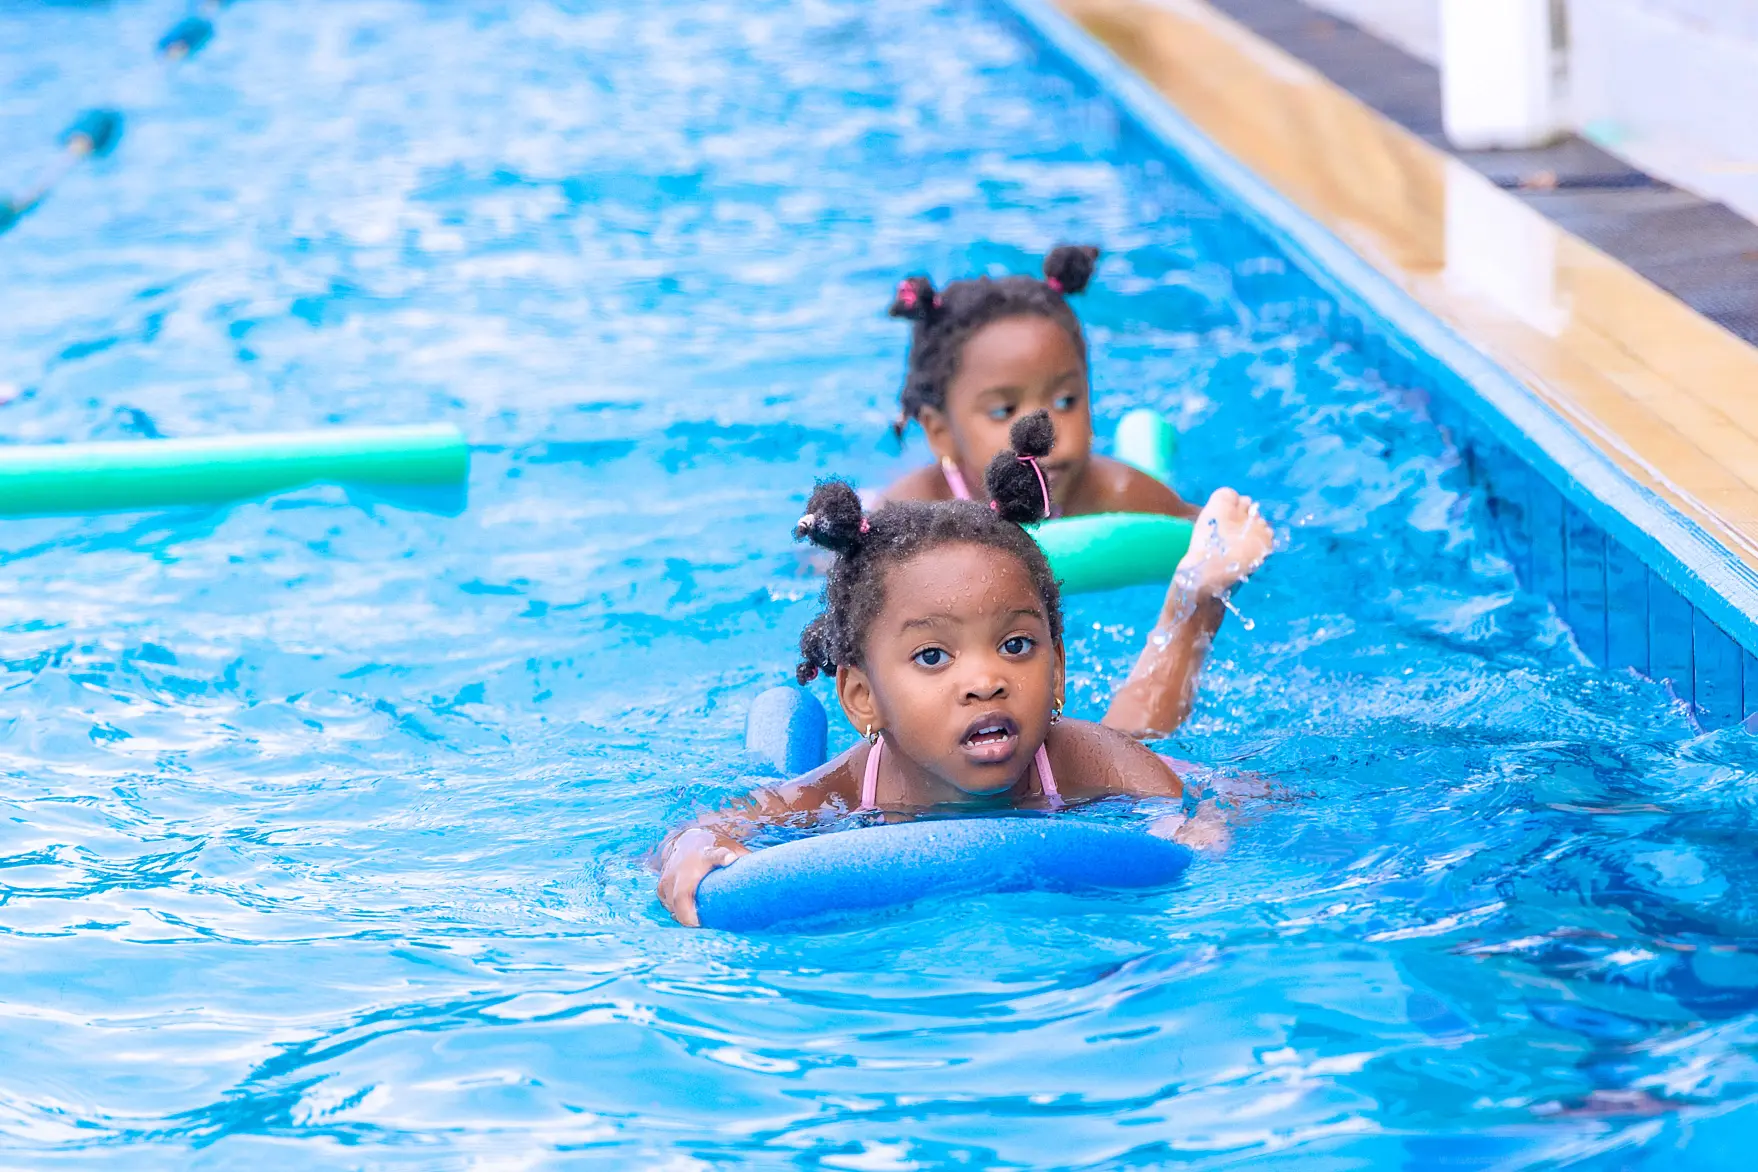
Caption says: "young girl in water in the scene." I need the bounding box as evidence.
[659,414,1273,926]
[878,244,1199,520]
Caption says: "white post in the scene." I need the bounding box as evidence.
[1443,160,1567,337]
[1440,0,1562,150]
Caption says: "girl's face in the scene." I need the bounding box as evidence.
[919,315,1094,508]
[836,542,1063,801]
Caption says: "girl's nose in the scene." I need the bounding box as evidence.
[962,669,1008,703]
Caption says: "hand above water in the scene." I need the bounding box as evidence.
[658,827,750,927]
[1173,487,1274,602]
[1103,487,1275,741]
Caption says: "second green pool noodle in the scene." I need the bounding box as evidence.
[0,424,469,517]
[1030,409,1192,594]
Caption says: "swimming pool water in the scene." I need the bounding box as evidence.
[3,0,1758,1165]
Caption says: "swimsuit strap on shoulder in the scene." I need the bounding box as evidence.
[859,735,883,811]
[940,457,974,502]
[1035,743,1062,807]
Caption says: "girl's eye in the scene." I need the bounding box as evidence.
[1053,393,1078,412]
[1000,635,1035,656]
[986,404,1015,422]
[913,647,949,668]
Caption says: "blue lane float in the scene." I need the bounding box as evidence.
[1,110,125,237]
[158,16,216,60]
[3,0,229,238]
[695,817,1192,932]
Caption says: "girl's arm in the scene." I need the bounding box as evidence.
[1103,487,1272,739]
[1052,723,1230,853]
[656,758,857,926]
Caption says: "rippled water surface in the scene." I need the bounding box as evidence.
[3,0,1757,1166]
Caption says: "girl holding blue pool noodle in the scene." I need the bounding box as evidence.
[659,413,1273,927]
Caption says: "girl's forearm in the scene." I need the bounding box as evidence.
[1102,589,1225,739]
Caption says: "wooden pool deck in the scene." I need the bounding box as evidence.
[1057,0,1758,613]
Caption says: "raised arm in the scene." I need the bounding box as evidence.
[1103,488,1273,739]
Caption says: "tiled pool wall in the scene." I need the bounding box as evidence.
[1368,327,1758,730]
[989,0,1758,731]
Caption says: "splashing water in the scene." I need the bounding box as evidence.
[0,0,1755,1165]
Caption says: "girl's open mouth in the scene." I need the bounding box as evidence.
[960,715,1020,764]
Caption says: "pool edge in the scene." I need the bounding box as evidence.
[989,0,1758,719]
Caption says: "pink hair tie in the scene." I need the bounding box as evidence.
[1019,453,1051,516]
[859,517,871,534]
[895,280,920,309]
[991,457,1053,518]
[1045,277,1064,293]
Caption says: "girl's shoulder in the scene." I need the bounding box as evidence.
[875,463,954,507]
[1045,719,1183,801]
[764,745,864,814]
[1078,455,1200,519]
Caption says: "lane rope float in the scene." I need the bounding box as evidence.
[1,1,234,238]
[0,111,124,237]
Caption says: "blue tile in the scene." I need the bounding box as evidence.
[1563,503,1608,666]
[1694,611,1744,729]
[1745,652,1758,722]
[1605,538,1649,676]
[1482,450,1532,589]
[1528,474,1567,616]
[1459,436,1480,486]
[1648,570,1695,710]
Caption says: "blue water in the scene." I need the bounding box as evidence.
[3,0,1757,1166]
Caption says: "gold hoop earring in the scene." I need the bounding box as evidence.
[866,725,880,744]
[1050,701,1063,725]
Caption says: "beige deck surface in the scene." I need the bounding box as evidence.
[1062,0,1758,568]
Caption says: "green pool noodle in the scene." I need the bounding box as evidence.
[1113,406,1178,484]
[1031,409,1192,593]
[0,423,469,517]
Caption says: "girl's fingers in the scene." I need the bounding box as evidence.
[1147,812,1188,840]
[659,837,749,927]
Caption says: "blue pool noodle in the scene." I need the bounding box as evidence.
[744,685,827,777]
[695,817,1193,931]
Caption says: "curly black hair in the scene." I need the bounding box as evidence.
[794,413,1064,684]
[888,245,1100,436]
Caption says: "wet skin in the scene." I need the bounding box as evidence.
[884,314,1199,518]
[658,490,1275,924]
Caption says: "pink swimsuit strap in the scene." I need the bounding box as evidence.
[859,735,1061,811]
[940,457,975,502]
